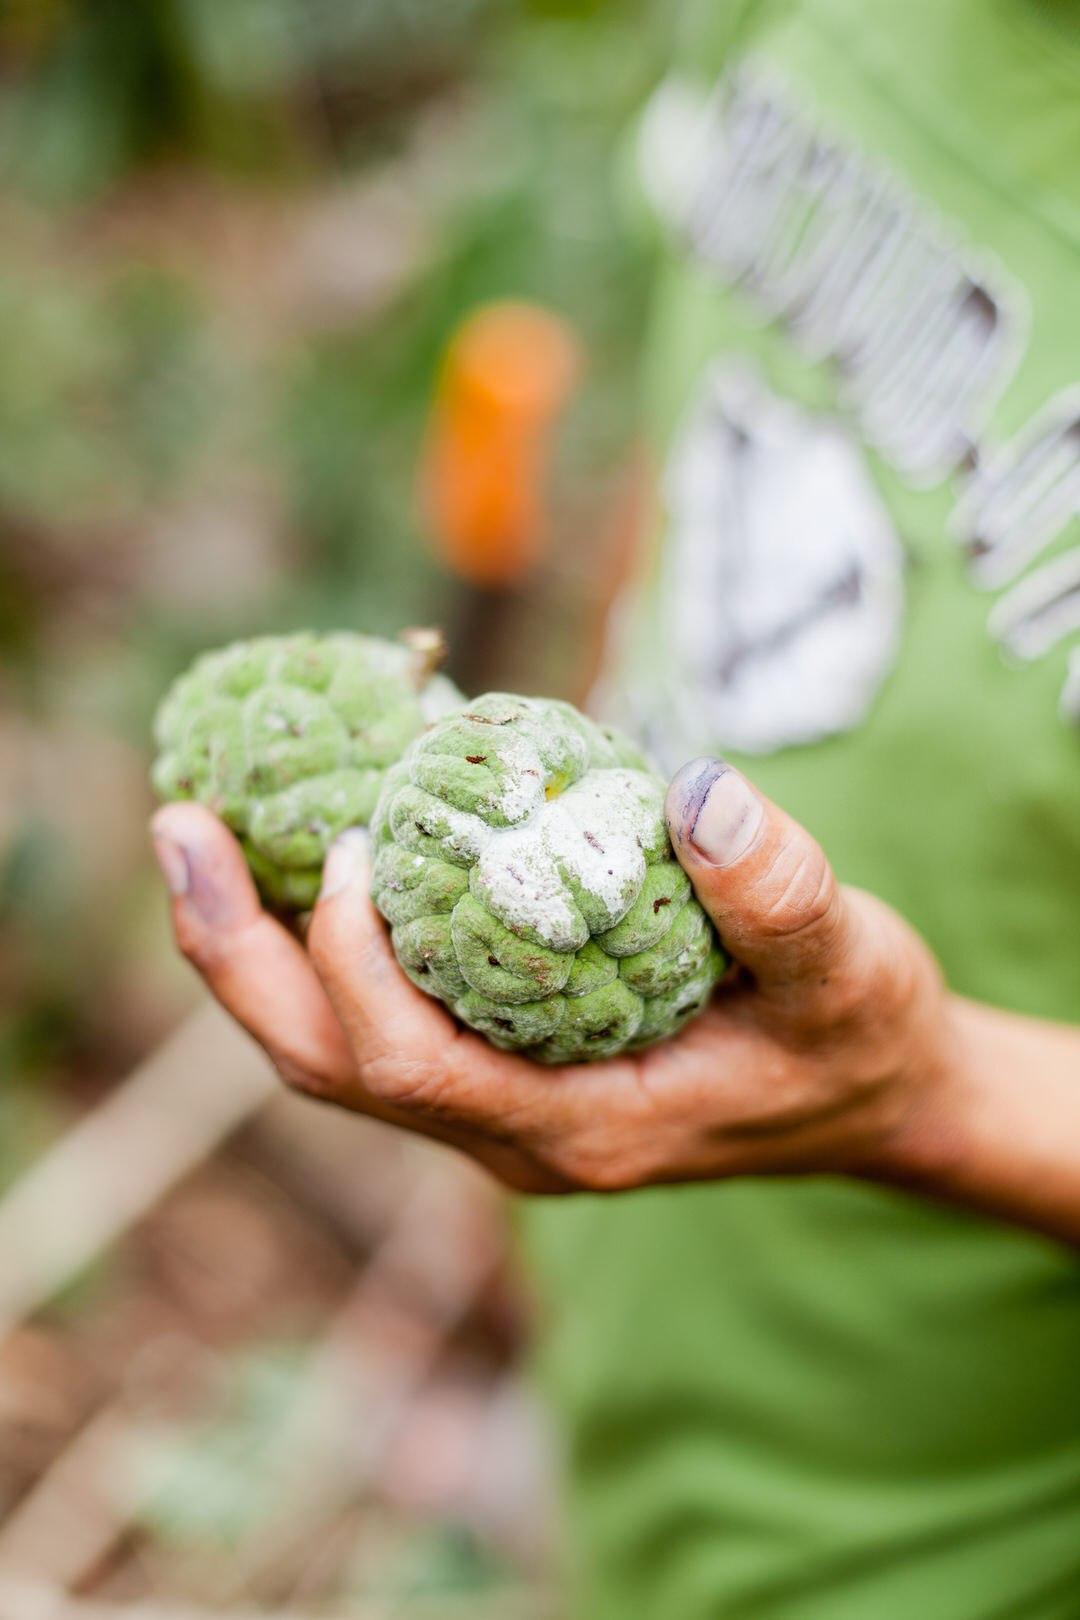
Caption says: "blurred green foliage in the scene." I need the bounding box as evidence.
[0,264,219,525]
[0,6,665,1596]
[0,0,665,1083]
[137,1341,312,1550]
[0,0,505,194]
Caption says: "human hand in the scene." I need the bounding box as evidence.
[150,760,957,1196]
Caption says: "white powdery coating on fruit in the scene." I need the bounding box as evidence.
[472,768,664,950]
[429,797,493,863]
[477,826,581,948]
[486,724,550,825]
[553,769,660,919]
[442,703,551,826]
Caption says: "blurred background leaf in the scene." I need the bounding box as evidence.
[0,0,663,1607]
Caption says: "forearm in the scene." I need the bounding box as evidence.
[886,998,1080,1247]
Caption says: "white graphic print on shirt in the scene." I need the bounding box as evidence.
[636,62,1080,751]
[658,362,903,756]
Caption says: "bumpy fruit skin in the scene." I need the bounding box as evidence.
[370,693,728,1063]
[151,630,462,910]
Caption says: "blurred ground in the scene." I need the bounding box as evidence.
[0,2,661,1611]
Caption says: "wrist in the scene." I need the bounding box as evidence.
[862,993,977,1193]
[864,996,1080,1247]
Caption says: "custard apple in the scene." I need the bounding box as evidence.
[370,694,728,1063]
[152,629,462,910]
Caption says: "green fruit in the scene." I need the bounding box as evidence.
[370,693,728,1063]
[151,629,463,910]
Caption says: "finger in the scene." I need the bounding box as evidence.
[307,828,461,1077]
[665,757,861,1001]
[308,829,607,1134]
[151,802,354,1086]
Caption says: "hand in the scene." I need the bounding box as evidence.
[150,758,957,1197]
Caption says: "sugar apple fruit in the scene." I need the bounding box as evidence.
[152,629,462,910]
[370,693,728,1063]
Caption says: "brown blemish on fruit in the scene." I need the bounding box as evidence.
[466,755,487,764]
[488,954,500,967]
[584,831,605,853]
[653,896,671,914]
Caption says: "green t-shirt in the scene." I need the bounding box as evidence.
[521,3,1080,1617]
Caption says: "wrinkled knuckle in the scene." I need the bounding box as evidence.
[367,1054,446,1113]
[758,846,837,944]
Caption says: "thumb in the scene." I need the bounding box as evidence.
[665,757,854,999]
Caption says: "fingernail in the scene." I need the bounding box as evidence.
[673,758,764,867]
[152,811,244,927]
[153,834,189,897]
[320,827,371,901]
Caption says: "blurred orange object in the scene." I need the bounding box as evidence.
[421,301,581,588]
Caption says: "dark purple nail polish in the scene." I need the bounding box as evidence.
[668,757,731,844]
